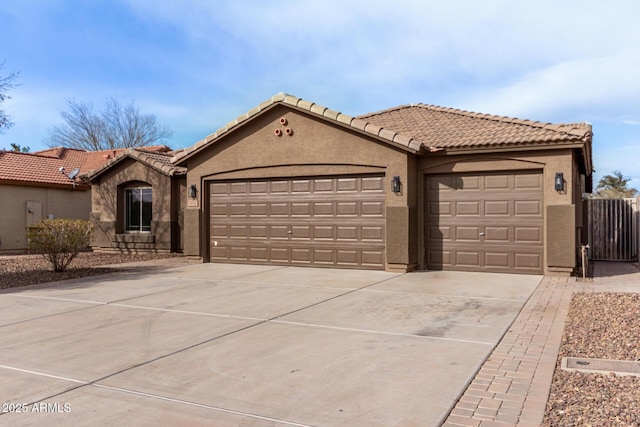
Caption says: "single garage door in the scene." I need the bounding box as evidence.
[209,175,386,269]
[426,171,543,274]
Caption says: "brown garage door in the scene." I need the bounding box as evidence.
[426,171,543,274]
[209,175,386,269]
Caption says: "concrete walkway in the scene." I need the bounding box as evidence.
[443,261,640,427]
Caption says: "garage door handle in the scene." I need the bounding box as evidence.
[479,232,486,236]
[287,230,292,234]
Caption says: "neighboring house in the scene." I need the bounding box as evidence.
[0,147,124,253]
[87,147,186,253]
[169,93,592,276]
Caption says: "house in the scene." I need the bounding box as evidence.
[88,93,593,276]
[87,147,186,253]
[0,147,124,252]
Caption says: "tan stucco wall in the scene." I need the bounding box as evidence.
[0,184,90,252]
[181,103,587,275]
[419,148,581,275]
[90,158,180,252]
[182,105,413,269]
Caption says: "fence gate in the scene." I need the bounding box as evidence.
[588,198,638,261]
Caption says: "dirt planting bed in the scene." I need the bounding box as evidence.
[0,252,184,289]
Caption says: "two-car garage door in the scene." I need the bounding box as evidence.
[425,171,544,274]
[208,170,543,274]
[209,175,385,269]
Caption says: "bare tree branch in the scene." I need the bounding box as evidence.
[0,60,20,133]
[47,97,173,150]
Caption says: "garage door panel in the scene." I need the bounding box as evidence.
[362,226,384,241]
[485,175,510,190]
[336,202,358,216]
[249,247,268,261]
[361,201,384,216]
[362,251,384,266]
[211,204,228,216]
[313,226,334,240]
[484,227,509,242]
[361,176,384,191]
[428,250,451,267]
[428,226,451,241]
[515,173,542,189]
[292,248,312,262]
[515,227,542,243]
[336,178,358,192]
[485,252,510,269]
[514,200,542,216]
[485,200,510,215]
[336,226,358,240]
[314,249,334,264]
[229,246,248,260]
[426,171,543,274]
[230,182,248,194]
[209,175,385,269]
[249,203,268,216]
[291,179,311,193]
[337,250,358,266]
[456,252,480,267]
[270,248,289,261]
[291,226,311,239]
[456,201,480,215]
[456,227,480,241]
[291,203,311,216]
[459,175,480,190]
[515,253,542,270]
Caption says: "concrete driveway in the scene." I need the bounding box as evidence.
[0,263,541,426]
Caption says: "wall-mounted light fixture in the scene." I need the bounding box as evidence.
[189,184,197,199]
[554,172,564,191]
[392,176,401,193]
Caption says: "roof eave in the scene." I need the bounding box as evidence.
[0,178,90,190]
[431,139,590,156]
[173,93,426,166]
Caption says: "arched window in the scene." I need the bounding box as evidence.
[125,187,152,232]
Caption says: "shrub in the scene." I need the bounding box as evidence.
[27,219,94,272]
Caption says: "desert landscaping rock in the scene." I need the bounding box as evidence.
[544,293,640,426]
[0,252,183,289]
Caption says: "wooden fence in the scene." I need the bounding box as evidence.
[588,198,638,261]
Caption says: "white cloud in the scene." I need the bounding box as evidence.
[461,49,640,122]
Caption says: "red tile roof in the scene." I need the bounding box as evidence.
[1,146,173,188]
[358,104,592,150]
[172,93,592,165]
[87,148,186,180]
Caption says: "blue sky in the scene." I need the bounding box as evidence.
[1,0,640,189]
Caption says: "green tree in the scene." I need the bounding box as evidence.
[47,97,173,150]
[0,61,20,132]
[10,143,29,152]
[593,171,638,199]
[27,219,93,272]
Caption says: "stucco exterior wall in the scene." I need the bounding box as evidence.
[0,184,90,252]
[182,105,413,270]
[419,148,581,275]
[90,158,181,252]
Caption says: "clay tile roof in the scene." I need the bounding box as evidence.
[357,104,592,150]
[172,92,426,164]
[1,146,177,188]
[86,148,186,180]
[0,149,90,188]
[173,93,592,165]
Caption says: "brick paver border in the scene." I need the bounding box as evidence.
[443,262,640,427]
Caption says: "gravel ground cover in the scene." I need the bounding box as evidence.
[0,252,184,289]
[544,292,640,426]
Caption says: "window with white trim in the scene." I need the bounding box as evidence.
[125,187,152,232]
